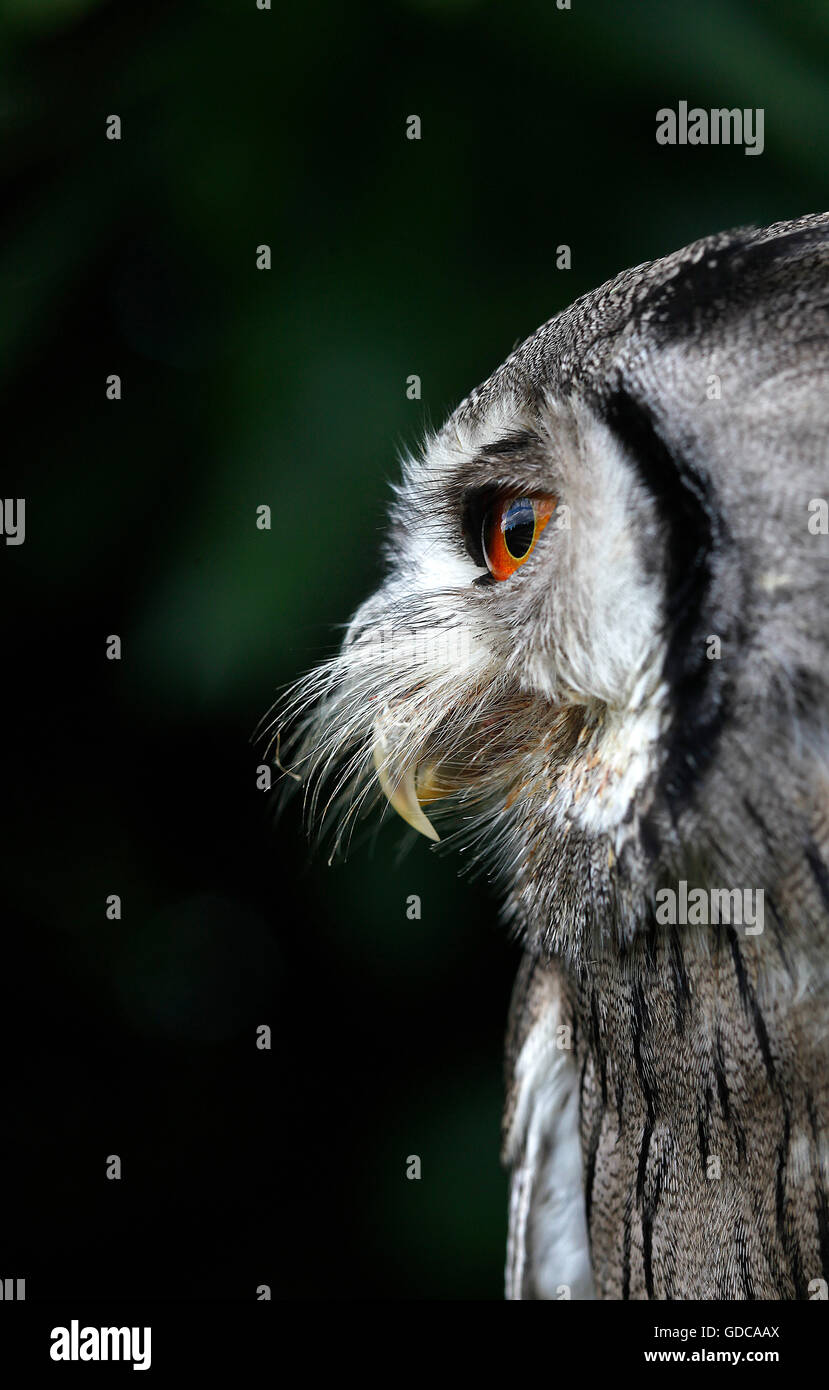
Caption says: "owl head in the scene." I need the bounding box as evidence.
[272,214,829,965]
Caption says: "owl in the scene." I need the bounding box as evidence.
[271,213,829,1299]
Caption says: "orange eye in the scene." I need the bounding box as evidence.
[482,494,556,582]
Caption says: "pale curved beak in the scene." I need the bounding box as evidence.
[372,723,441,842]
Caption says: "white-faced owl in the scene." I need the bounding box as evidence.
[272,213,829,1299]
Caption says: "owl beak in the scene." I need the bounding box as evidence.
[372,724,441,843]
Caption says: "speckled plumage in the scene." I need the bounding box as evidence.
[276,213,829,1299]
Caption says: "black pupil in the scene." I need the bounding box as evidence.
[502,499,535,559]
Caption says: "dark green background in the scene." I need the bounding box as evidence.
[3,0,828,1299]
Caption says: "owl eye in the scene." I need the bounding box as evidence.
[481,494,556,582]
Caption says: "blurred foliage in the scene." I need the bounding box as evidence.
[3,0,828,1299]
